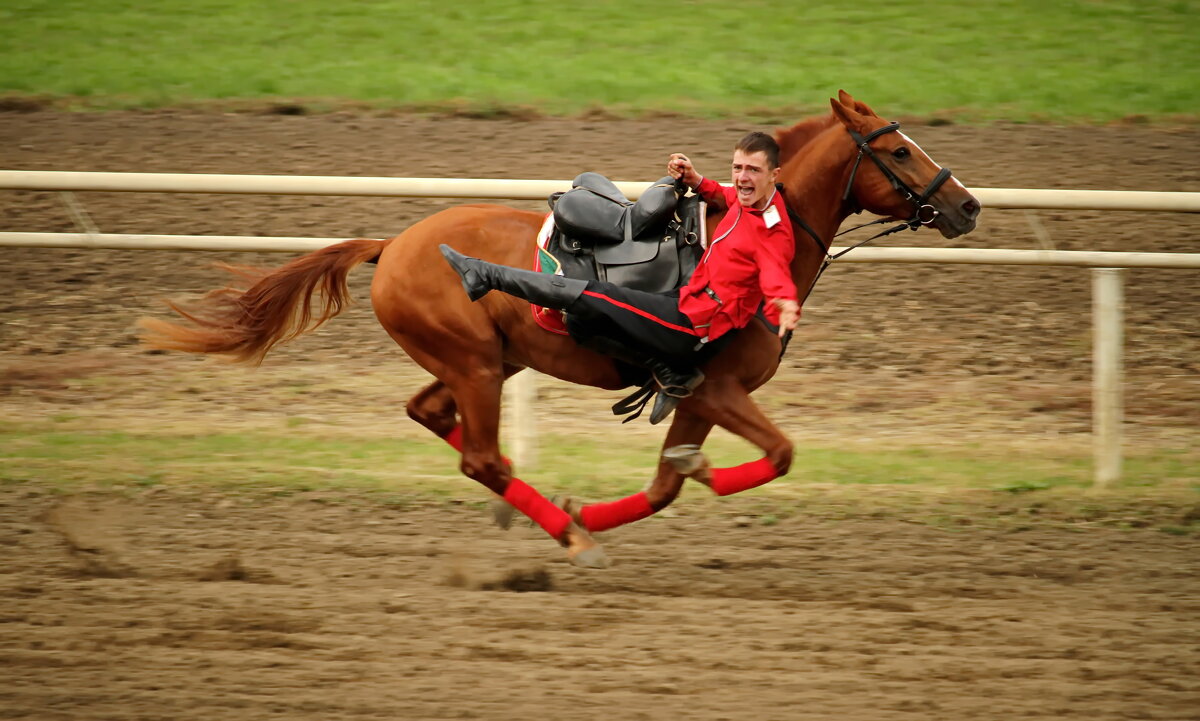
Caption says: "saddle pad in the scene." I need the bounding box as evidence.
[528,193,706,337]
[531,213,570,336]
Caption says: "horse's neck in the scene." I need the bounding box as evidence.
[779,133,856,290]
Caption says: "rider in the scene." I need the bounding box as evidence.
[439,131,801,423]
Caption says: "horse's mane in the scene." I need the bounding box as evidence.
[774,112,838,167]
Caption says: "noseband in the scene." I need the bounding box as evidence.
[842,121,953,231]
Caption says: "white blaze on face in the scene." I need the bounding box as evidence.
[899,131,969,196]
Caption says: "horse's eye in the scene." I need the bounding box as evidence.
[892,146,911,160]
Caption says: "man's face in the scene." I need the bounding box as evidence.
[731,149,780,209]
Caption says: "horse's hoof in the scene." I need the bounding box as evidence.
[568,545,611,569]
[550,494,584,526]
[489,497,516,530]
[561,521,610,569]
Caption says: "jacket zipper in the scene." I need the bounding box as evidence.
[701,204,741,265]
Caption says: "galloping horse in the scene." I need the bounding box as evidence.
[141,92,980,568]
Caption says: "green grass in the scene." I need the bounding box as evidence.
[2,422,1196,498]
[4,421,1196,533]
[1,0,1195,121]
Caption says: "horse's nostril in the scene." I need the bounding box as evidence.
[962,198,981,217]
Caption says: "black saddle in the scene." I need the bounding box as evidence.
[546,172,704,293]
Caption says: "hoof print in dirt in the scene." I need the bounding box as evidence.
[197,554,280,584]
[480,566,554,593]
[445,562,554,592]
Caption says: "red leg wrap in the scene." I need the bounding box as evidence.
[503,479,572,540]
[580,492,655,533]
[443,425,512,465]
[709,457,780,496]
[442,425,464,452]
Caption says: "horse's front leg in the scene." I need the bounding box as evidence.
[666,376,794,496]
[552,410,713,534]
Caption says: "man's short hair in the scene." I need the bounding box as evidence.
[735,131,781,169]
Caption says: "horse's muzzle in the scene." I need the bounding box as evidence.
[933,194,982,238]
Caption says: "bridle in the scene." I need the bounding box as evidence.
[784,120,956,306]
[838,121,954,247]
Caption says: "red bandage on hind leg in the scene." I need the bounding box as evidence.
[442,425,464,452]
[709,457,780,496]
[580,492,655,533]
[503,479,572,540]
[442,425,512,465]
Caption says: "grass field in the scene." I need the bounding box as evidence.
[3,421,1197,524]
[2,0,1196,121]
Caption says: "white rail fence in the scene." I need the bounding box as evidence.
[2,170,1200,212]
[2,170,1198,486]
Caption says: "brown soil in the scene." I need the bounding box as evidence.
[3,486,1199,720]
[1,111,1198,719]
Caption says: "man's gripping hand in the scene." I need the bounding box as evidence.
[667,153,702,189]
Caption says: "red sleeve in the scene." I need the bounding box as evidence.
[756,222,798,305]
[695,177,735,211]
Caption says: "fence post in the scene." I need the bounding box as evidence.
[1092,268,1124,487]
[503,370,538,470]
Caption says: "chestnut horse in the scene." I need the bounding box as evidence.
[141,92,980,568]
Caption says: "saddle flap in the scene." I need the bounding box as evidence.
[593,237,662,265]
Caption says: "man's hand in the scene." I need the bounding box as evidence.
[772,298,800,338]
[667,153,702,189]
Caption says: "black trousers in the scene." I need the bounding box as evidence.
[565,281,704,363]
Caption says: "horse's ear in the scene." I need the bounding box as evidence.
[853,98,878,117]
[830,96,866,131]
[837,89,878,117]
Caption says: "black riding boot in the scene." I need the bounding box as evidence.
[440,244,587,309]
[578,333,704,425]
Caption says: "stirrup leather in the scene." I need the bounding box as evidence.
[612,379,656,424]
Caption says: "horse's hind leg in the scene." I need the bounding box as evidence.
[406,368,520,529]
[446,365,609,568]
[406,379,460,444]
[406,363,522,452]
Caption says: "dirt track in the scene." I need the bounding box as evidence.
[0,486,1197,721]
[1,110,1198,719]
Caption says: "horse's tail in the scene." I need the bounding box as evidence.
[139,238,387,364]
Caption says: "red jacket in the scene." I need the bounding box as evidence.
[677,177,798,342]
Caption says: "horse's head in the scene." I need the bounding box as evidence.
[830,91,980,239]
